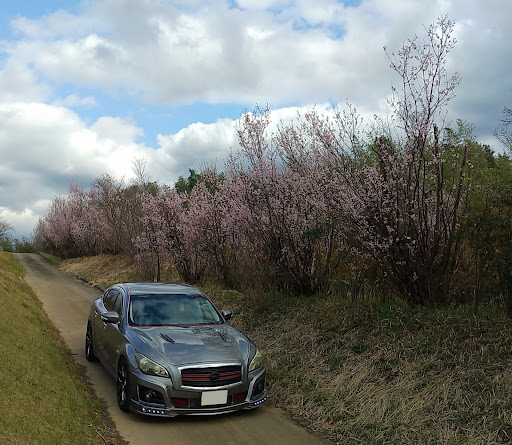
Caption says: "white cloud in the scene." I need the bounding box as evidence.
[91,116,143,143]
[0,207,39,238]
[0,58,52,103]
[155,118,238,178]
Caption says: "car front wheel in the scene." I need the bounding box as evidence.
[85,322,97,362]
[117,357,132,412]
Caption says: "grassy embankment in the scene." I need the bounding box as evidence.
[58,254,512,445]
[0,252,123,445]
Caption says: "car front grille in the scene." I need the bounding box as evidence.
[181,365,242,387]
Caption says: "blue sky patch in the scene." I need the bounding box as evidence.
[0,0,80,39]
[339,0,362,7]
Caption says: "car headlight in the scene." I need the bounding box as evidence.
[135,353,169,378]
[249,348,263,372]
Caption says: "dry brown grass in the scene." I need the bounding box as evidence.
[59,255,135,289]
[60,256,512,445]
[208,290,512,444]
[59,255,182,290]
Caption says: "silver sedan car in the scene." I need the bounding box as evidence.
[85,282,266,417]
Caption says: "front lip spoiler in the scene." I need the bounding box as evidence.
[133,392,267,417]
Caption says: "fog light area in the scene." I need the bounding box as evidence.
[252,378,265,397]
[138,385,165,405]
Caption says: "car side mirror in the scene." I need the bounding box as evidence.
[102,311,120,324]
[221,309,233,321]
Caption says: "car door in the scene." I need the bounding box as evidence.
[102,289,127,376]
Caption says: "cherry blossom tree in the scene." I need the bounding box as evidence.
[367,16,468,304]
[92,174,146,257]
[259,16,469,304]
[137,188,209,284]
[33,184,107,257]
[313,16,467,305]
[67,184,110,256]
[179,168,242,288]
[224,108,346,294]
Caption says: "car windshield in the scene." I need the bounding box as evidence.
[128,293,223,326]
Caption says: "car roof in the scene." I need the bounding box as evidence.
[115,282,205,297]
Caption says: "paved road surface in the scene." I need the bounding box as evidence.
[16,253,327,445]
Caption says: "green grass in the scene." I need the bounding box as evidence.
[0,252,122,445]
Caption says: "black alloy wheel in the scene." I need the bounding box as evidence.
[85,322,97,362]
[117,358,132,412]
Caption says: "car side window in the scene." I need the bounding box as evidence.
[112,292,123,316]
[103,289,120,312]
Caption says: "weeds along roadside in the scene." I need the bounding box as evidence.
[58,254,512,445]
[0,252,124,445]
[207,289,512,444]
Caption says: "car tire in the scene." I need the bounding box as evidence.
[85,322,97,362]
[117,357,132,412]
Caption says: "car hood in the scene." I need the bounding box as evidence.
[132,324,250,366]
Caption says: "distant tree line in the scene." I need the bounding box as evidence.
[33,17,512,310]
[0,217,35,253]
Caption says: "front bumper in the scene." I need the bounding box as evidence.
[127,366,267,417]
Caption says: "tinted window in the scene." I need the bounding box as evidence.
[103,289,120,312]
[129,293,223,326]
[112,292,123,315]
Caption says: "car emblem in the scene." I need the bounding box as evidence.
[209,372,220,382]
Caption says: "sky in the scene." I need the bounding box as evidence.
[0,0,511,238]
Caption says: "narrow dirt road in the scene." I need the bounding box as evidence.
[16,253,328,445]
